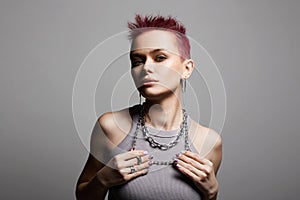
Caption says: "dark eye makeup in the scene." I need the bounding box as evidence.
[155,55,167,61]
[131,54,167,67]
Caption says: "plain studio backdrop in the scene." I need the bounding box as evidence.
[1,1,299,199]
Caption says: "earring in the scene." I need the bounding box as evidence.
[139,92,142,105]
[182,78,186,93]
[181,78,187,108]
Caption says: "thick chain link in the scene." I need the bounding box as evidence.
[131,103,191,165]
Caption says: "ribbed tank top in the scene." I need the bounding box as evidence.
[108,104,202,200]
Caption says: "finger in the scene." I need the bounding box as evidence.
[176,153,203,170]
[126,168,149,180]
[125,154,152,167]
[177,155,213,175]
[185,151,213,168]
[178,151,214,175]
[120,160,150,175]
[175,162,207,183]
[112,150,149,170]
[201,158,214,167]
[116,150,148,161]
[175,159,208,180]
[179,151,206,165]
[134,159,151,171]
[200,158,214,175]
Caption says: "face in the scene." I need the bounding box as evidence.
[130,30,192,100]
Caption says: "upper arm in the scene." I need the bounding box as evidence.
[207,132,222,175]
[76,109,132,186]
[76,112,116,186]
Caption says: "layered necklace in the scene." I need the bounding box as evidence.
[131,103,191,165]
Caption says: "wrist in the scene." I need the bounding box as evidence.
[202,192,217,200]
[201,183,218,200]
[95,169,109,190]
[209,183,218,200]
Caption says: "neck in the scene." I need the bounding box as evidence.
[143,90,184,131]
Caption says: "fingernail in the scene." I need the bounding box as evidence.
[176,153,181,157]
[174,158,178,162]
[149,155,153,159]
[180,150,186,154]
[144,151,148,155]
[149,160,153,165]
[176,163,182,168]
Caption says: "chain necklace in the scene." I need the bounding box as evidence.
[131,103,191,165]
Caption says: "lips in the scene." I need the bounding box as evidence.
[143,78,158,83]
[142,78,158,86]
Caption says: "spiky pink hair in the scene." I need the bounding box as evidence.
[127,14,191,59]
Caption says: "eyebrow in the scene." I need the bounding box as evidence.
[130,48,167,58]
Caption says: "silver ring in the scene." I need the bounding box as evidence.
[129,165,136,174]
[136,155,142,165]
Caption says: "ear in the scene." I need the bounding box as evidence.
[182,59,194,79]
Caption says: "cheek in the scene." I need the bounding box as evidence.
[158,60,181,74]
[131,67,141,81]
[157,66,181,85]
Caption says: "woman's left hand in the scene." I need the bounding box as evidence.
[174,151,218,200]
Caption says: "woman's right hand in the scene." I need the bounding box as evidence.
[96,150,152,188]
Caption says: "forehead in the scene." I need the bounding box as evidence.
[130,30,180,56]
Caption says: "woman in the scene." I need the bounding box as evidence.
[76,14,222,200]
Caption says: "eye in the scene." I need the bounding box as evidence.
[155,55,167,62]
[131,59,143,67]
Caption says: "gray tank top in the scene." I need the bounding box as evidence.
[108,104,202,200]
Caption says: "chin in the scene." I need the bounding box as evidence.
[139,87,173,100]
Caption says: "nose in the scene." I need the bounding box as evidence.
[143,57,154,72]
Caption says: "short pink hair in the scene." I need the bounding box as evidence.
[127,14,191,60]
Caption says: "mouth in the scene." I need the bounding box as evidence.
[142,78,158,86]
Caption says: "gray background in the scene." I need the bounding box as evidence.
[1,0,299,199]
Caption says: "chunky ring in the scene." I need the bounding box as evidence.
[129,165,136,174]
[136,155,142,165]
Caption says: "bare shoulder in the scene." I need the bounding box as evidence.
[97,107,133,146]
[76,107,135,189]
[189,120,222,173]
